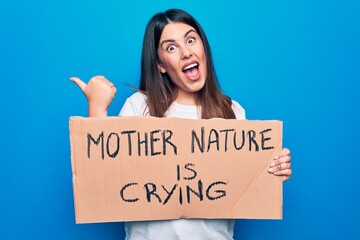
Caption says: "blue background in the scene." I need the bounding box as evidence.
[1,0,359,239]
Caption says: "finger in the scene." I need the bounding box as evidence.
[90,76,114,88]
[70,77,87,92]
[273,169,292,178]
[274,148,290,160]
[268,162,291,173]
[104,80,114,87]
[90,75,105,81]
[270,155,291,168]
[94,75,105,79]
[283,176,291,182]
[102,78,114,87]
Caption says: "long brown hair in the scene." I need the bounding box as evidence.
[140,9,235,119]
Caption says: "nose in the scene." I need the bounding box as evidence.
[181,45,192,59]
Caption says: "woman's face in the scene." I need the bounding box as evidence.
[157,22,207,105]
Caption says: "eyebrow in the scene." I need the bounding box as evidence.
[160,29,197,48]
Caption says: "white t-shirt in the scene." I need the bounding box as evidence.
[119,92,246,240]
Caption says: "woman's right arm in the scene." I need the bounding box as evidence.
[70,76,117,117]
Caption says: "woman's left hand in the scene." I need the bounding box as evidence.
[268,148,292,181]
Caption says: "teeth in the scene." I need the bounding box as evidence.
[183,63,198,71]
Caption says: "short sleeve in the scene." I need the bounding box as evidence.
[231,100,246,120]
[118,92,148,117]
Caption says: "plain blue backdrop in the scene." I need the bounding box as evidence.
[1,0,359,239]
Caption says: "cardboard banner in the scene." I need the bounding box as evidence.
[69,116,283,223]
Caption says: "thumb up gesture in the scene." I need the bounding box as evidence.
[70,76,117,117]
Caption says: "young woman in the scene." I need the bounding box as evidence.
[71,8,292,240]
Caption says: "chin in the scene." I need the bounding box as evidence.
[191,82,206,93]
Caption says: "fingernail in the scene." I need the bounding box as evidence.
[274,155,279,160]
[270,162,275,167]
[268,168,274,173]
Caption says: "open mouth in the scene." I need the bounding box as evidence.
[182,62,199,80]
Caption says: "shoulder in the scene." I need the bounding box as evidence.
[231,100,246,120]
[126,91,147,104]
[119,92,149,116]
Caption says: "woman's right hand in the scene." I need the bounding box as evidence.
[70,76,117,117]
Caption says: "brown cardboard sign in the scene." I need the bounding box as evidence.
[69,116,283,223]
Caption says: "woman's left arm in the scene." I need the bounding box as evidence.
[268,148,292,181]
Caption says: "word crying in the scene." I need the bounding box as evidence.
[119,163,227,205]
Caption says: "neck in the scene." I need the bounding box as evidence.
[175,91,198,105]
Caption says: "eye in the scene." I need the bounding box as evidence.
[187,37,196,45]
[166,44,177,52]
